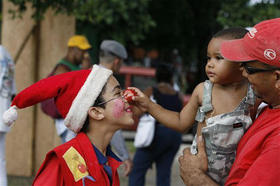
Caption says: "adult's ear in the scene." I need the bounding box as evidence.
[239,63,244,71]
[113,58,122,73]
[113,57,120,66]
[274,70,280,89]
[88,107,104,120]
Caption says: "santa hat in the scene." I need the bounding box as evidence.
[3,65,112,133]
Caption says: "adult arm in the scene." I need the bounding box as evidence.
[179,136,218,186]
[81,52,92,70]
[2,46,17,100]
[122,159,133,176]
[8,51,16,97]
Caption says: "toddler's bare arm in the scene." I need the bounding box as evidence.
[129,83,203,133]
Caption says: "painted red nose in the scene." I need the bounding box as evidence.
[123,89,137,103]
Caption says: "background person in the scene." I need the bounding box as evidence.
[0,46,16,186]
[52,35,92,143]
[128,63,183,186]
[98,39,133,176]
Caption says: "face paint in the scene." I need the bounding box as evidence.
[113,98,125,118]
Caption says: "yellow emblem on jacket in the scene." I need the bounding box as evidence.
[63,146,89,182]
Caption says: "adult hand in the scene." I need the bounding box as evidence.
[122,159,133,176]
[81,52,92,70]
[178,136,209,185]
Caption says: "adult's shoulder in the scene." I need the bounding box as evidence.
[263,122,280,146]
[53,64,71,75]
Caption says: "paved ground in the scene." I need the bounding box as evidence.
[8,143,189,186]
[8,175,34,186]
[119,144,187,186]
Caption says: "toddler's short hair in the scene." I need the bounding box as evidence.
[213,27,248,40]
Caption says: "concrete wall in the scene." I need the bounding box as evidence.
[2,0,75,176]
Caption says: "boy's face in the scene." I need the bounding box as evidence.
[206,37,244,85]
[101,76,134,127]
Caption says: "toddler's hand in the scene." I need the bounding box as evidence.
[123,87,151,113]
[123,89,137,103]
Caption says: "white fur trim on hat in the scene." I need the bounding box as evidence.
[3,105,18,126]
[64,65,112,133]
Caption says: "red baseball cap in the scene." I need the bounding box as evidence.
[221,18,280,67]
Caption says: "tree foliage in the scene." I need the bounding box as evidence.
[138,0,223,92]
[7,0,155,44]
[7,0,280,92]
[218,0,280,28]
[138,0,280,92]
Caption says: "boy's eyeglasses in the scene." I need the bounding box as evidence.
[242,63,278,74]
[97,95,125,106]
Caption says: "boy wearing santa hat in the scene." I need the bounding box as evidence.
[3,65,135,186]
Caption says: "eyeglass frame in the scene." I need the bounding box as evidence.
[97,95,125,106]
[242,62,280,75]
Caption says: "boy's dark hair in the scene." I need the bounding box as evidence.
[80,83,107,133]
[155,63,174,84]
[213,27,248,40]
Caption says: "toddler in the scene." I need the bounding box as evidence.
[128,27,259,184]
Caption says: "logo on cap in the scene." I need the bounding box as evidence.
[248,28,257,39]
[264,49,276,60]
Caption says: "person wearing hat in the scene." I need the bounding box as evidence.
[3,65,135,185]
[98,40,133,176]
[178,18,280,185]
[59,35,92,73]
[53,35,92,143]
[99,40,127,73]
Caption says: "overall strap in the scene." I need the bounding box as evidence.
[235,83,256,113]
[195,80,214,122]
[244,83,256,105]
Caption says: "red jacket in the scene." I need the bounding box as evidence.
[225,107,280,185]
[33,132,122,186]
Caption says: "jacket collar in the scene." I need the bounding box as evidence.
[75,132,122,179]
